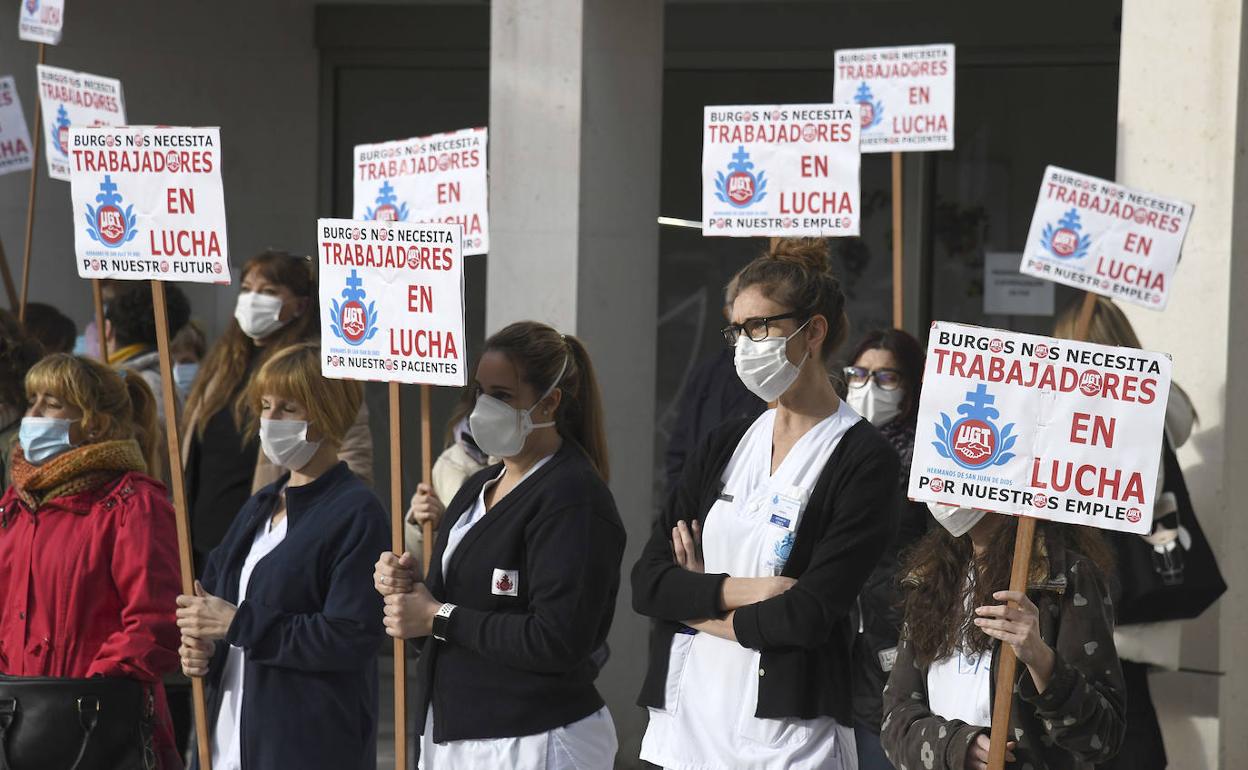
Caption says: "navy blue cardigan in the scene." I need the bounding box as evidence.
[195,461,389,770]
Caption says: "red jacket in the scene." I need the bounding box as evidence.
[0,471,184,769]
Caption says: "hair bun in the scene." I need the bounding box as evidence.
[767,238,831,273]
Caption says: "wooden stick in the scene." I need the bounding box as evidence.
[0,237,19,311]
[18,43,45,323]
[92,280,108,362]
[389,381,408,770]
[891,151,903,329]
[987,515,1037,769]
[151,280,212,770]
[421,383,434,575]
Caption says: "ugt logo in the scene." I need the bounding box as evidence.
[715,146,768,208]
[83,175,137,249]
[51,104,70,156]
[854,82,884,129]
[329,269,379,347]
[933,383,1018,470]
[1041,207,1092,259]
[365,181,409,222]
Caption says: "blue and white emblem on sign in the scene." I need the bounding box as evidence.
[83,175,138,249]
[1041,207,1092,260]
[51,105,71,157]
[715,146,767,209]
[330,269,379,347]
[933,383,1017,471]
[365,181,409,222]
[855,82,884,130]
[24,0,37,15]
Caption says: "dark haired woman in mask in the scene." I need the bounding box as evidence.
[632,239,900,770]
[374,321,626,769]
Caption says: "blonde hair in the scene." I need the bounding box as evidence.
[25,354,160,469]
[246,343,362,445]
[1052,296,1142,348]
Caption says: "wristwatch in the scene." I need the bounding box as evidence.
[432,603,457,642]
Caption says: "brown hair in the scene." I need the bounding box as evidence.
[1052,296,1142,348]
[443,380,478,449]
[0,308,45,413]
[184,251,317,437]
[245,343,362,445]
[483,322,610,481]
[732,238,850,361]
[899,515,1115,667]
[25,354,161,470]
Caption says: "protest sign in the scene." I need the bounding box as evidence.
[908,321,1172,536]
[0,76,33,175]
[983,251,1053,316]
[702,104,860,237]
[352,127,488,256]
[37,64,125,181]
[833,44,955,153]
[318,219,466,387]
[18,0,63,44]
[1020,166,1193,310]
[68,126,229,283]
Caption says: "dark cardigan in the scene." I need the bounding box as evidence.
[416,443,626,743]
[632,414,901,723]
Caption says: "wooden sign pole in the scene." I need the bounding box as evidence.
[92,280,108,361]
[389,382,409,770]
[18,43,45,323]
[151,280,212,770]
[0,238,19,311]
[891,151,903,329]
[987,290,1098,770]
[421,383,434,574]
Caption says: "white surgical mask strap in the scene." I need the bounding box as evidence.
[526,354,569,428]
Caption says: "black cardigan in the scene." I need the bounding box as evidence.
[416,443,627,743]
[632,414,900,723]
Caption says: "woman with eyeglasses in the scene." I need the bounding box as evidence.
[633,239,900,770]
[841,328,934,769]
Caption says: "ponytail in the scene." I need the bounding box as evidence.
[121,371,161,472]
[483,322,611,481]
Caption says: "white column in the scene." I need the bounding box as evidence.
[1117,1,1248,767]
[488,0,664,761]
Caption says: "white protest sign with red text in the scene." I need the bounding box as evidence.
[702,104,860,237]
[18,0,63,44]
[68,126,229,283]
[37,64,125,181]
[318,219,465,387]
[833,44,955,153]
[908,321,1171,535]
[1020,166,1193,310]
[0,76,33,175]
[352,128,488,256]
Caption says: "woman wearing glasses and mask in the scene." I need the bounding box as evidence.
[633,239,900,770]
[374,321,626,770]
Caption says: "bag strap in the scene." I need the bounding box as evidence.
[67,696,100,770]
[0,698,16,770]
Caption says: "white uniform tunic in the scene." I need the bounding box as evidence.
[640,404,861,770]
[421,455,618,770]
[927,647,994,727]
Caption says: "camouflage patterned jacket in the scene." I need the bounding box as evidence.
[880,536,1126,770]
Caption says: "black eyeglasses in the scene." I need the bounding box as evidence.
[721,311,808,345]
[843,366,903,391]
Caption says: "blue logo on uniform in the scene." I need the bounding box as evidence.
[364,181,409,222]
[51,104,70,157]
[83,175,137,249]
[773,532,795,562]
[24,0,37,15]
[715,146,767,208]
[1041,208,1092,259]
[330,269,379,347]
[855,82,884,129]
[933,384,1017,470]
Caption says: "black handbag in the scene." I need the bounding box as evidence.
[1110,440,1227,625]
[0,675,155,770]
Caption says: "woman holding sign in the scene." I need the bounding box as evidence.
[374,321,626,769]
[880,512,1126,770]
[632,239,899,770]
[176,343,388,770]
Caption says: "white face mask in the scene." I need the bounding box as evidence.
[847,383,905,427]
[928,503,987,538]
[235,292,291,340]
[733,319,811,402]
[259,418,322,471]
[469,357,567,459]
